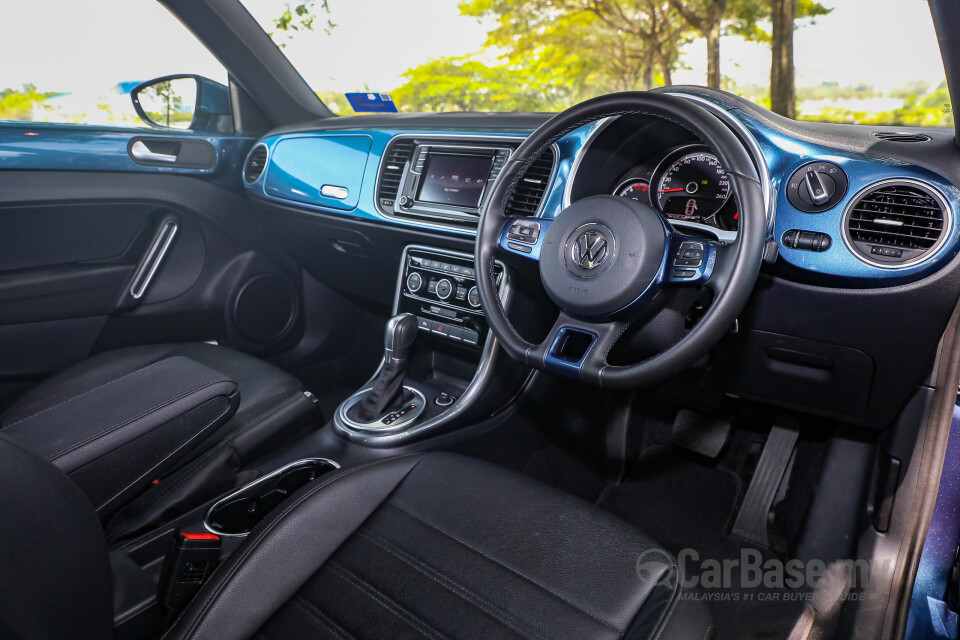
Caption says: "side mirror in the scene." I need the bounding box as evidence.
[131,74,233,132]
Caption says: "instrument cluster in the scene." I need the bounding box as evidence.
[612,144,739,237]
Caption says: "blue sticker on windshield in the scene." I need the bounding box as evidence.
[345,92,398,113]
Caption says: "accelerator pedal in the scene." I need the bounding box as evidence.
[732,419,799,547]
[671,409,732,459]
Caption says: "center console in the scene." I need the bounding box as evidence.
[333,245,508,445]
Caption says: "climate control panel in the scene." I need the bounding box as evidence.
[397,247,501,349]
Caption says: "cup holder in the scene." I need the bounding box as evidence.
[204,458,339,537]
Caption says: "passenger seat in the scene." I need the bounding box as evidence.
[0,343,319,542]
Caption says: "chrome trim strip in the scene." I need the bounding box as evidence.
[840,178,953,270]
[203,457,340,538]
[129,220,177,300]
[333,244,510,446]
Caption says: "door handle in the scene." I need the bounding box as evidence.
[129,218,178,300]
[130,140,178,164]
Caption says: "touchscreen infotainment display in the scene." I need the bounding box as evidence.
[417,154,494,208]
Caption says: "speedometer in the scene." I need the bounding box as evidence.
[653,149,731,220]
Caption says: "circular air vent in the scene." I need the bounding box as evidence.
[243,143,269,184]
[843,179,951,268]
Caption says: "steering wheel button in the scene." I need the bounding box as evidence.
[507,241,533,253]
[672,269,696,279]
[674,257,702,267]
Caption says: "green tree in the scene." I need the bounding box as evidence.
[729,0,831,117]
[392,56,566,112]
[0,84,56,121]
[460,0,691,94]
[271,1,335,48]
[666,0,727,88]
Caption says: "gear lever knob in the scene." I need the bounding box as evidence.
[384,313,418,365]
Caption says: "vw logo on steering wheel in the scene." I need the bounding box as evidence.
[566,223,616,277]
[572,230,609,269]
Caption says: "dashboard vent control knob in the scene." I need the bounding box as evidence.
[467,286,482,308]
[435,279,453,300]
[406,272,423,293]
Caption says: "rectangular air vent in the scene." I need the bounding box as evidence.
[873,132,931,143]
[504,148,556,217]
[377,139,415,210]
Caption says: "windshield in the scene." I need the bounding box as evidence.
[240,0,952,126]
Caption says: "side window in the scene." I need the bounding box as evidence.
[0,0,230,131]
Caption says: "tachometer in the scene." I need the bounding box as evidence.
[653,149,730,221]
[614,178,650,201]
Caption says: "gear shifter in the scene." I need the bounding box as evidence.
[348,313,419,423]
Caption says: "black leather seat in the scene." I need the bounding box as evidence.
[0,441,712,640]
[0,344,319,539]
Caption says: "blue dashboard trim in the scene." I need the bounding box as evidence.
[247,129,544,236]
[543,326,598,377]
[244,95,960,285]
[742,119,960,284]
[0,121,254,191]
[264,134,372,210]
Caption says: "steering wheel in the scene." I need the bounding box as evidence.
[475,92,765,389]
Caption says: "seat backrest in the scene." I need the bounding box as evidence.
[0,434,113,640]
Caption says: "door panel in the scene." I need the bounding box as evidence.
[0,158,307,404]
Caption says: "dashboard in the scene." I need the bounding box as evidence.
[241,87,960,430]
[243,88,960,285]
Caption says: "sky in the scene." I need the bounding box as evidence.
[0,0,948,98]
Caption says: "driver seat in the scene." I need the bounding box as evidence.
[0,438,713,640]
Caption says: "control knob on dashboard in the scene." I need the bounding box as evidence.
[786,161,848,213]
[435,278,453,300]
[467,286,481,308]
[406,272,423,293]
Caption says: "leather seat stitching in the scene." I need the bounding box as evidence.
[0,348,163,420]
[174,456,422,640]
[325,561,452,640]
[2,358,176,429]
[47,379,230,462]
[290,596,356,640]
[383,501,622,632]
[357,528,543,640]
